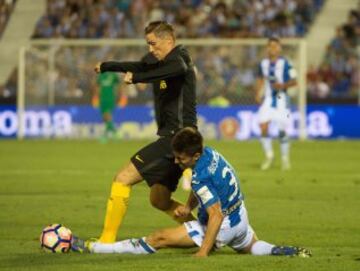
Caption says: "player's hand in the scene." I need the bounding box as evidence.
[94,62,102,73]
[91,95,99,107]
[271,82,285,91]
[255,94,262,104]
[124,72,133,84]
[174,205,191,217]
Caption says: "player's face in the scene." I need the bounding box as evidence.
[267,40,282,58]
[146,32,172,60]
[174,151,200,170]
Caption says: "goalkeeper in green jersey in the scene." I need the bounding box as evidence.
[95,72,122,141]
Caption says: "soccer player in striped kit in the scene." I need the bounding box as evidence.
[255,37,297,170]
[72,128,311,258]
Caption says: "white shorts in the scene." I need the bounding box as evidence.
[184,204,255,252]
[258,103,290,131]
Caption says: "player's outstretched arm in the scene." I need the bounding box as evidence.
[284,78,297,89]
[255,78,264,104]
[174,191,198,218]
[132,57,187,84]
[95,61,145,74]
[271,79,297,91]
[185,191,199,210]
[195,202,224,257]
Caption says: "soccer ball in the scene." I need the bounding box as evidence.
[40,224,72,253]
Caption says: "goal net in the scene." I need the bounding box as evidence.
[17,39,307,139]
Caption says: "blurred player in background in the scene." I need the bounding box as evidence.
[93,21,197,244]
[72,127,311,258]
[94,72,122,142]
[255,37,297,170]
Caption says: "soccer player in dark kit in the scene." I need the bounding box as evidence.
[93,21,197,244]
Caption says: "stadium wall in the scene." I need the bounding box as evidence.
[0,105,359,139]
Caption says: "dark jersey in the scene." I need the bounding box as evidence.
[100,45,197,136]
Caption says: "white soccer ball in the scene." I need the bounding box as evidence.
[40,224,72,253]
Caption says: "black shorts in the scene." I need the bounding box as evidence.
[130,136,182,192]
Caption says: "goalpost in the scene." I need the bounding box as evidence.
[17,38,307,140]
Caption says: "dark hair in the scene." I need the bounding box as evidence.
[172,127,203,156]
[145,21,175,40]
[268,36,281,44]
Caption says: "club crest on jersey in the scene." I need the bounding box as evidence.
[160,80,167,90]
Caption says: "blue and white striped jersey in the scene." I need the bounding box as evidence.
[258,57,297,109]
[191,146,244,227]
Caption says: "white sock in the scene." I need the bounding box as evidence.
[279,135,290,159]
[91,237,156,254]
[260,137,274,159]
[250,240,275,255]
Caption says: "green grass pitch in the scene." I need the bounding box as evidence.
[0,139,359,271]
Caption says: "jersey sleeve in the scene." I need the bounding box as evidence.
[283,59,297,82]
[192,178,219,209]
[132,56,188,83]
[100,61,146,73]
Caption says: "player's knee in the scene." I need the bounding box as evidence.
[150,197,171,211]
[113,163,141,185]
[113,173,136,187]
[260,123,268,137]
[103,113,111,121]
[240,233,258,254]
[113,172,129,184]
[278,130,287,140]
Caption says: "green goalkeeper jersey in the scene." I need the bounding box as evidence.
[97,72,120,112]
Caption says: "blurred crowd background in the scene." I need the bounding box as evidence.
[22,45,297,106]
[33,0,324,39]
[0,0,15,38]
[0,0,359,105]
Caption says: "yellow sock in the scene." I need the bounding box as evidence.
[181,168,192,191]
[165,199,196,224]
[99,182,131,243]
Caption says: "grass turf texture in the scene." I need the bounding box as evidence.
[0,139,359,271]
